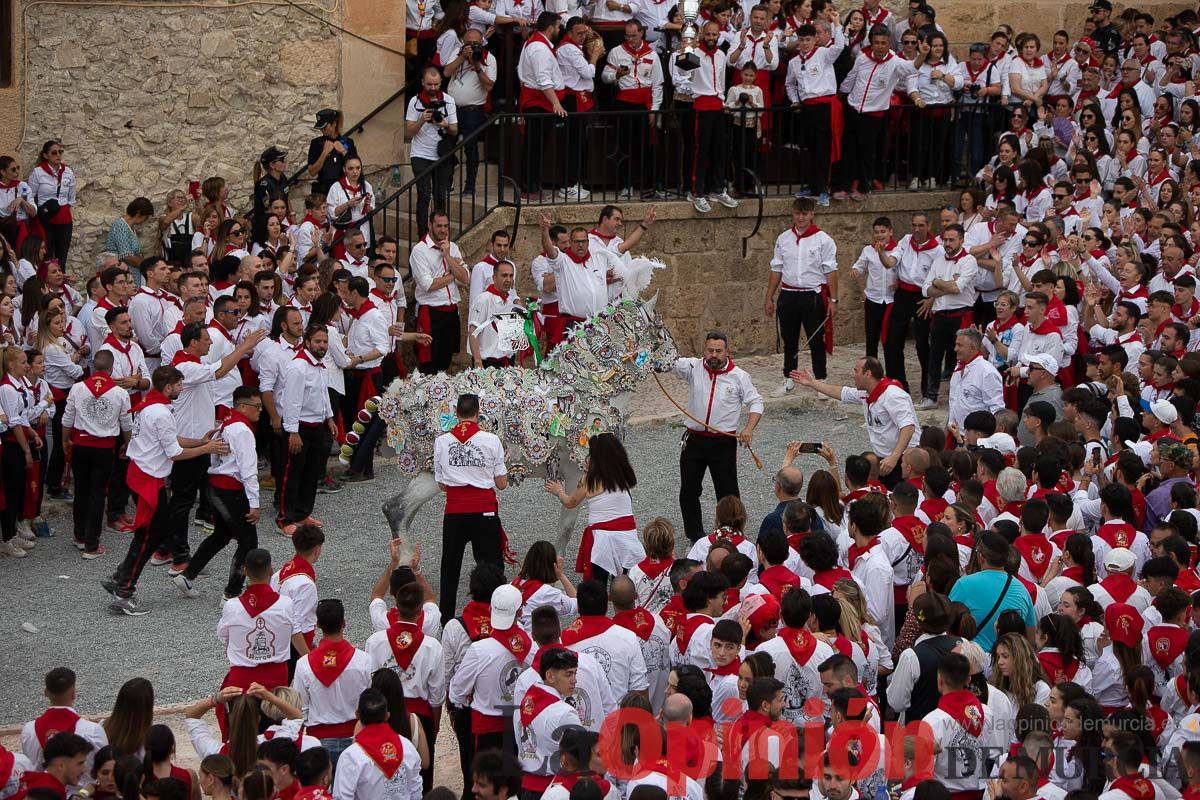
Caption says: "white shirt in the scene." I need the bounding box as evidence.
[332,730,423,800]
[851,242,898,304]
[924,700,1001,794]
[26,163,77,209]
[293,643,375,728]
[368,597,444,639]
[20,708,108,770]
[757,632,836,725]
[347,302,392,370]
[271,562,319,638]
[170,357,218,439]
[128,287,179,358]
[892,233,941,287]
[406,93,459,162]
[842,50,917,113]
[850,543,895,649]
[365,620,448,710]
[947,355,1005,430]
[433,425,507,489]
[518,32,565,96]
[602,42,665,110]
[99,336,147,393]
[468,289,521,361]
[513,646,615,732]
[671,357,764,435]
[770,225,838,291]
[564,621,649,696]
[921,248,979,311]
[513,681,583,782]
[217,591,299,667]
[210,412,260,509]
[449,635,534,715]
[278,349,333,432]
[624,771,705,800]
[126,399,182,479]
[688,46,728,100]
[838,382,920,459]
[549,248,609,319]
[557,41,597,95]
[628,562,673,615]
[411,235,465,308]
[205,321,240,408]
[62,376,132,442]
[326,180,376,247]
[786,41,843,100]
[446,50,498,108]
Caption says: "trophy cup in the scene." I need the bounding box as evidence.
[675,0,701,70]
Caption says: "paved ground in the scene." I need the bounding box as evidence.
[0,346,940,787]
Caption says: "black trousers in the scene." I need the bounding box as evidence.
[864,300,888,360]
[439,511,503,623]
[112,485,170,599]
[451,704,474,800]
[106,447,130,523]
[730,123,758,193]
[674,101,695,195]
[523,113,553,193]
[801,102,833,194]
[912,107,951,183]
[692,109,726,197]
[840,109,884,192]
[679,432,739,541]
[418,307,460,375]
[613,100,650,190]
[883,287,930,396]
[412,156,453,240]
[46,398,67,491]
[0,441,25,541]
[72,444,114,552]
[280,424,330,524]
[561,95,587,188]
[926,310,972,401]
[777,289,828,379]
[185,485,257,597]
[417,711,436,792]
[166,456,209,565]
[43,221,72,266]
[973,295,999,328]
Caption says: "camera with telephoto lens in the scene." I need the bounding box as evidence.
[426,98,448,124]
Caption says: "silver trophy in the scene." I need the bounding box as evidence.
[675,0,701,70]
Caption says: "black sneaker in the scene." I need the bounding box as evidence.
[109,595,150,616]
[100,578,118,596]
[317,476,344,494]
[341,471,375,484]
[48,488,72,501]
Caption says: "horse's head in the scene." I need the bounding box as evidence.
[637,292,678,373]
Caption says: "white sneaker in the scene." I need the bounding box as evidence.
[616,187,633,199]
[561,184,591,201]
[173,573,201,598]
[914,397,937,410]
[0,540,27,558]
[16,521,32,540]
[774,378,795,397]
[712,191,739,209]
[692,195,712,213]
[16,538,34,550]
[908,177,920,191]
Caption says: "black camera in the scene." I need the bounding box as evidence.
[738,92,750,105]
[426,98,448,124]
[469,41,484,63]
[966,83,981,95]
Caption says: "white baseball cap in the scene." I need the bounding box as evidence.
[490,584,522,630]
[1151,399,1179,425]
[1122,439,1152,466]
[1103,547,1136,572]
[1024,354,1057,373]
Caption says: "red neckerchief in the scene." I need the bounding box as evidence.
[561,615,614,646]
[1096,520,1137,550]
[1060,565,1086,583]
[519,684,563,727]
[450,419,480,443]
[294,348,325,368]
[489,625,532,659]
[910,233,939,253]
[295,787,333,800]
[550,772,613,799]
[386,620,426,670]
[369,288,395,307]
[864,47,894,64]
[1149,170,1171,187]
[613,608,655,641]
[862,3,888,24]
[812,566,854,590]
[84,372,117,398]
[704,656,741,678]
[278,555,316,585]
[131,388,170,414]
[954,352,984,374]
[338,176,363,198]
[865,377,903,406]
[307,638,357,687]
[636,556,671,579]
[792,223,821,243]
[347,299,377,320]
[38,160,64,181]
[1013,534,1054,580]
[707,526,744,547]
[777,626,818,664]
[891,515,927,553]
[1109,774,1157,800]
[847,537,880,570]
[512,577,543,604]
[33,708,80,746]
[15,771,66,800]
[171,350,201,366]
[937,689,985,737]
[660,595,686,636]
[1024,185,1046,201]
[1147,623,1189,669]
[239,582,280,618]
[1173,298,1200,318]
[759,564,801,598]
[461,600,491,640]
[208,319,234,344]
[353,723,405,779]
[562,246,589,265]
[1028,318,1061,336]
[676,614,713,652]
[1037,648,1080,685]
[484,284,508,301]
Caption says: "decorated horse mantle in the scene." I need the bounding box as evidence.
[375,290,678,546]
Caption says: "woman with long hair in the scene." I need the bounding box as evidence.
[251,213,289,261]
[239,766,275,800]
[1055,584,1104,666]
[37,305,84,505]
[143,724,201,800]
[806,469,845,531]
[513,540,578,627]
[16,235,44,285]
[370,667,430,770]
[1044,681,1087,740]
[114,754,143,800]
[1059,696,1105,793]
[182,686,260,775]
[833,577,888,695]
[1125,665,1169,746]
[545,432,642,583]
[89,745,121,800]
[197,754,235,800]
[1092,602,1143,713]
[190,204,222,259]
[0,346,36,557]
[26,140,77,266]
[103,677,155,758]
[211,218,249,262]
[1035,613,1093,692]
[738,651,776,703]
[993,631,1050,707]
[18,277,43,344]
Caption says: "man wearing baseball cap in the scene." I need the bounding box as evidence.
[306,109,358,196]
[1147,439,1197,529]
[1144,399,1180,445]
[1016,353,1062,445]
[1090,0,1121,55]
[448,584,532,765]
[1089,548,1152,612]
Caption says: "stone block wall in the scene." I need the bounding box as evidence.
[454,193,953,356]
[12,2,341,269]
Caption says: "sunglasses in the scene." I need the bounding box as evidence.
[1023,239,1040,246]
[230,228,244,236]
[380,277,399,283]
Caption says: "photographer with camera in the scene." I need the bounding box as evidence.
[405,67,460,240]
[443,28,496,197]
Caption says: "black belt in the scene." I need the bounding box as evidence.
[458,104,486,111]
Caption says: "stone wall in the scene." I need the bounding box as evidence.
[13,2,342,267]
[453,193,953,357]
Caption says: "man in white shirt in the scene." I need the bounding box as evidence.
[947,327,1004,433]
[517,12,567,199]
[689,21,739,213]
[845,496,895,647]
[103,365,229,616]
[175,387,267,601]
[758,588,836,725]
[783,21,842,204]
[766,197,839,391]
[884,213,940,404]
[338,230,371,281]
[602,20,664,199]
[468,230,515,309]
[559,578,649,698]
[19,668,109,770]
[433,393,509,622]
[86,266,134,357]
[673,331,763,541]
[411,211,470,375]
[923,652,1001,797]
[469,260,522,368]
[332,689,423,800]
[294,599,375,760]
[276,326,337,537]
[920,224,979,408]
[127,257,182,372]
[443,27,497,195]
[342,276,393,483]
[537,214,613,330]
[404,67,458,239]
[556,18,603,200]
[62,350,132,558]
[791,356,919,486]
[513,647,584,795]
